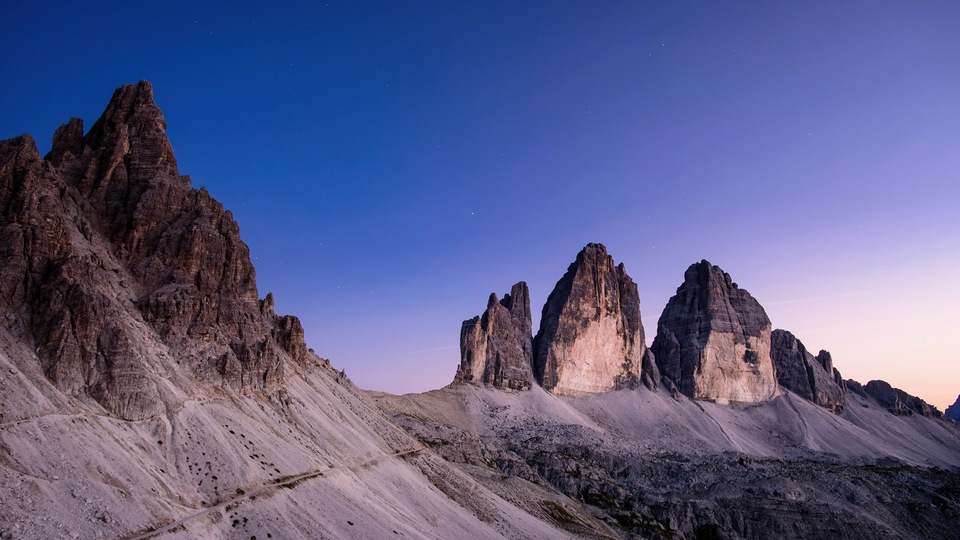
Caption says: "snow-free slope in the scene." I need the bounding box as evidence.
[0,82,591,540]
[374,383,960,539]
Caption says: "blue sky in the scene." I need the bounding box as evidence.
[3,1,959,408]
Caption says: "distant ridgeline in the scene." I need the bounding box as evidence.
[947,396,960,422]
[454,243,942,418]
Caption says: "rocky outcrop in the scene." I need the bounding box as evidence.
[770,329,845,413]
[533,243,657,395]
[651,260,777,404]
[947,396,960,423]
[455,282,535,390]
[0,81,309,420]
[846,379,943,418]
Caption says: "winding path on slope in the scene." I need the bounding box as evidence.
[126,446,425,540]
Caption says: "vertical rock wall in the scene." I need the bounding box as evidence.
[533,243,656,395]
[455,282,535,390]
[652,260,777,404]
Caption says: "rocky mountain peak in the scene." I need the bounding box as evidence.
[46,117,84,166]
[78,80,177,175]
[533,243,657,395]
[946,395,960,422]
[652,260,777,403]
[0,81,309,420]
[455,282,534,390]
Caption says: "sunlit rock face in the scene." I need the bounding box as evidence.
[652,260,777,404]
[533,243,657,395]
[455,282,535,390]
[771,329,846,413]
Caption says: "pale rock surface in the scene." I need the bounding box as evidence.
[455,282,535,390]
[652,260,777,403]
[533,243,657,395]
[770,329,845,412]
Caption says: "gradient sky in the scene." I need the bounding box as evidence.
[3,2,959,409]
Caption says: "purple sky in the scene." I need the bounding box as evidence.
[3,2,959,409]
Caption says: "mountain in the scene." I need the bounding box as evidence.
[455,282,535,390]
[0,82,589,539]
[651,260,777,403]
[533,243,657,395]
[947,396,960,422]
[1,81,304,423]
[3,82,960,540]
[380,248,960,538]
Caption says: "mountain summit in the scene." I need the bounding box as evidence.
[533,243,657,394]
[652,260,778,403]
[455,281,535,390]
[1,81,306,421]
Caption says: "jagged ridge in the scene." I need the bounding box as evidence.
[0,81,307,420]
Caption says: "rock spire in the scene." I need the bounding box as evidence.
[533,243,657,395]
[651,260,777,403]
[455,282,535,390]
[0,81,308,420]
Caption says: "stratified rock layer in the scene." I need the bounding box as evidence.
[0,81,308,420]
[770,329,845,413]
[846,379,943,418]
[533,243,657,395]
[455,282,534,390]
[652,260,777,403]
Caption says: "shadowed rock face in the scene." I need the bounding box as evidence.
[455,282,535,390]
[771,329,845,413]
[652,260,777,403]
[0,81,308,420]
[846,379,943,418]
[533,243,657,395]
[947,396,960,423]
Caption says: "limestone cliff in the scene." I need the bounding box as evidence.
[651,260,777,403]
[533,243,657,395]
[770,329,845,412]
[455,282,534,390]
[0,81,308,421]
